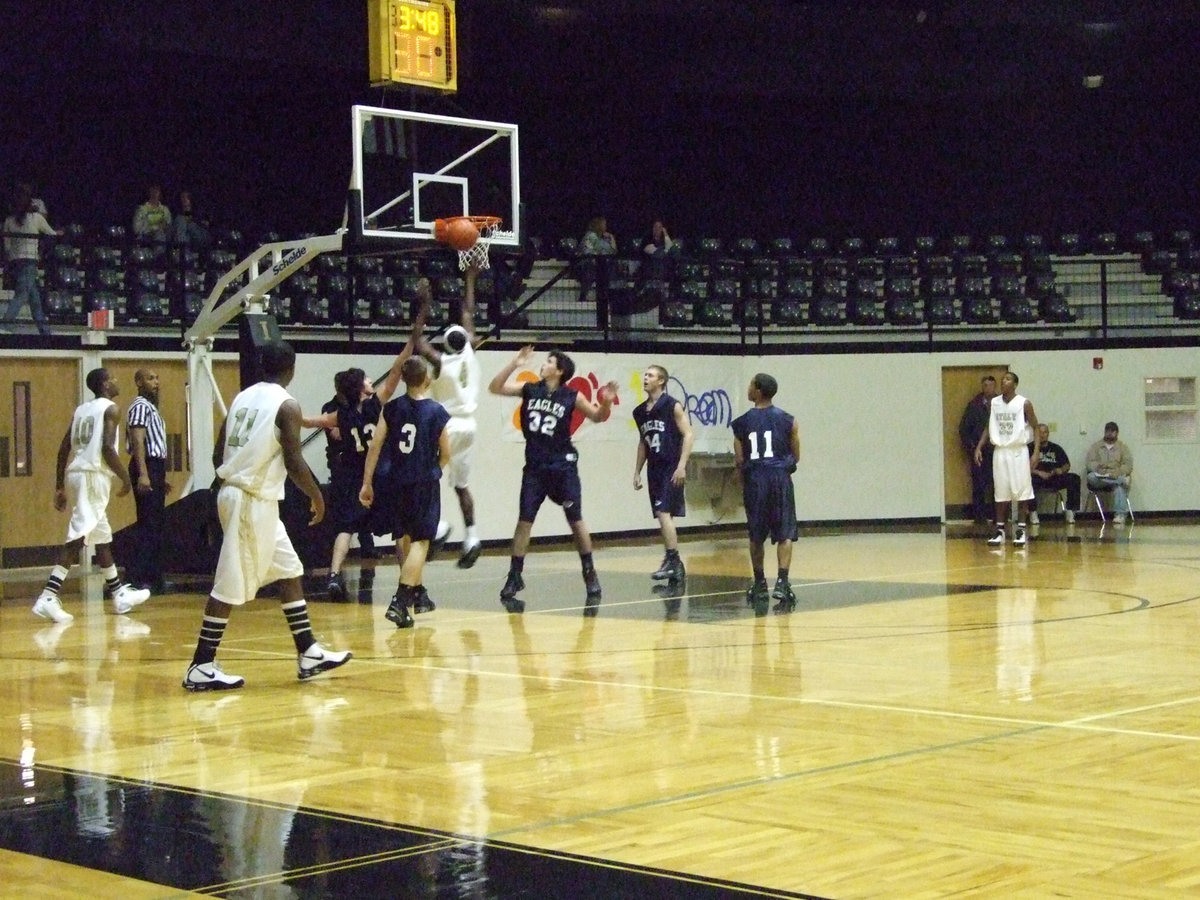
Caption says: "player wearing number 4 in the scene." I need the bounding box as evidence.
[488,346,618,613]
[632,365,694,584]
[732,373,801,614]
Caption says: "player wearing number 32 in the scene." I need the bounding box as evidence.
[488,346,618,613]
[732,373,801,614]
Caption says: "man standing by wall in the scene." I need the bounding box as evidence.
[126,368,171,594]
[958,375,998,525]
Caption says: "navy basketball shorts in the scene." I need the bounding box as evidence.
[392,480,442,542]
[742,468,798,544]
[329,470,370,534]
[646,462,686,519]
[518,463,584,524]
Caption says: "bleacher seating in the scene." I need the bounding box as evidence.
[7,219,1198,338]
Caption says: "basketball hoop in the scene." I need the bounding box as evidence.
[433,215,506,270]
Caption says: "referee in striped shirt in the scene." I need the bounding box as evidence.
[127,369,171,593]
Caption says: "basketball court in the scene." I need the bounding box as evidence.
[3,521,1200,898]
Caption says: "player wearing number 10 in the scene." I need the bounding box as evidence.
[731,373,801,614]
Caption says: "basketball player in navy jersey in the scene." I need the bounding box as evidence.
[731,373,801,614]
[632,364,693,583]
[303,286,430,599]
[488,346,618,613]
[360,355,451,629]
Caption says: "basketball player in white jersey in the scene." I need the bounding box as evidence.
[32,368,150,625]
[974,371,1040,547]
[182,342,351,690]
[415,262,484,567]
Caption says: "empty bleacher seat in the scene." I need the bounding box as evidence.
[811,278,846,326]
[884,277,920,325]
[1056,233,1082,255]
[767,237,795,258]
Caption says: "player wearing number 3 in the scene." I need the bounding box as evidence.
[488,346,618,613]
[732,373,801,614]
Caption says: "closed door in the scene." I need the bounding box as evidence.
[941,365,1006,518]
[0,357,81,558]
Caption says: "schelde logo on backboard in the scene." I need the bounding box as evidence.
[272,246,307,276]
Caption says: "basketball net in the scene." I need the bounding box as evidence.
[436,216,511,271]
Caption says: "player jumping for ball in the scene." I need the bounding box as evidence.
[488,346,617,613]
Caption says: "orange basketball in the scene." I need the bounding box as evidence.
[445,217,479,251]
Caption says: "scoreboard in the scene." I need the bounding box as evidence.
[368,0,457,92]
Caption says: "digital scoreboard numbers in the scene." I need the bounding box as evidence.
[368,0,457,92]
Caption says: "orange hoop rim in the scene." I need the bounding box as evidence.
[433,215,503,244]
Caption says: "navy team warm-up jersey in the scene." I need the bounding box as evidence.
[633,393,683,468]
[731,406,796,473]
[380,394,450,485]
[520,381,579,468]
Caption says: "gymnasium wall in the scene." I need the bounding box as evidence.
[285,345,1200,542]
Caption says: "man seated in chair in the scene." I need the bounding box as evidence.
[1028,423,1080,524]
[1085,421,1133,525]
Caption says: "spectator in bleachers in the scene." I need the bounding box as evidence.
[132,184,172,243]
[639,217,679,284]
[2,182,59,335]
[172,190,210,248]
[577,215,617,302]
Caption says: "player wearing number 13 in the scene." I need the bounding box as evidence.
[732,373,801,614]
[488,346,618,612]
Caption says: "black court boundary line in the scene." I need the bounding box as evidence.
[0,759,829,900]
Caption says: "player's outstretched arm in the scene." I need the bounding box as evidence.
[577,380,618,423]
[488,345,534,397]
[410,276,442,375]
[378,279,432,405]
[462,263,480,345]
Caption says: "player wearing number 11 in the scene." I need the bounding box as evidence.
[731,373,801,614]
[182,342,352,691]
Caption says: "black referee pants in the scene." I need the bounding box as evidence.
[128,456,168,589]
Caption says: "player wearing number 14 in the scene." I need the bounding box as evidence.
[731,373,801,614]
[632,365,694,584]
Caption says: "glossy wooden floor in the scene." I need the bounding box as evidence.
[3,520,1200,899]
